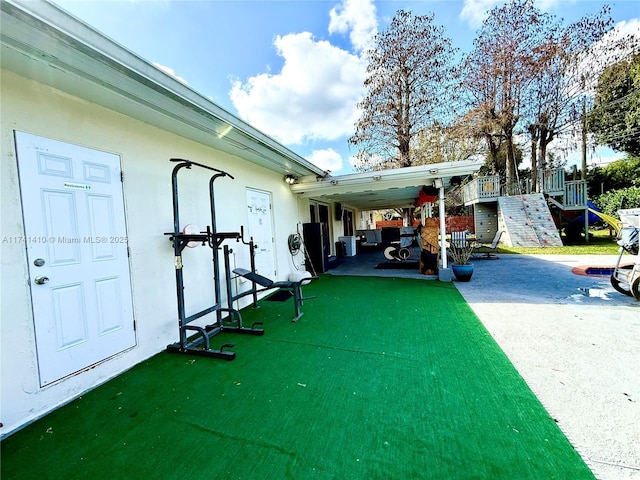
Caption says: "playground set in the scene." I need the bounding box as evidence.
[459,169,639,299]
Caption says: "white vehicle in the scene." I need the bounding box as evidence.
[610,208,640,300]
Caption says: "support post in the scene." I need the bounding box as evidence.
[585,207,590,243]
[437,179,451,282]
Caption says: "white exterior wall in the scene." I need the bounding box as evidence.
[0,69,308,436]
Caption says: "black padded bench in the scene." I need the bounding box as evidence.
[232,268,315,322]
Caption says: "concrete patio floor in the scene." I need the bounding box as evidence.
[328,251,640,480]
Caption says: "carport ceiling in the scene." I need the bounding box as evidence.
[313,186,425,210]
[289,160,483,210]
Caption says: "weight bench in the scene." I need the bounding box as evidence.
[232,268,315,322]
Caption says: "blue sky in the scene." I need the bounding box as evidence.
[53,0,639,174]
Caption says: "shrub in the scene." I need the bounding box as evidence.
[593,186,640,218]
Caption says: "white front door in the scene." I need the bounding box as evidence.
[15,132,136,386]
[245,189,275,277]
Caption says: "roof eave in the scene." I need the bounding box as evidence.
[0,0,325,178]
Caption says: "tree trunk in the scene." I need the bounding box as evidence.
[528,125,539,192]
[537,126,552,194]
[505,132,516,195]
[484,133,500,174]
[581,99,587,180]
[398,126,412,167]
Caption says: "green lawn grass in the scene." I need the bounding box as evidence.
[497,229,620,255]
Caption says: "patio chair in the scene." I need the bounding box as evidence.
[472,230,504,259]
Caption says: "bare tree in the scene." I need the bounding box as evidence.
[349,10,455,171]
[458,0,545,191]
[411,121,485,166]
[525,7,615,190]
[458,0,625,192]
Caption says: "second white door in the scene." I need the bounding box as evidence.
[245,188,276,278]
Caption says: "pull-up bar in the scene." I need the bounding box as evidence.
[165,158,263,361]
[170,157,234,179]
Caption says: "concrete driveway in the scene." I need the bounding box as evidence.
[454,254,639,480]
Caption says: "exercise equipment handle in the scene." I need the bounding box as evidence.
[170,158,234,179]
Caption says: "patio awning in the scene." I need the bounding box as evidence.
[289,160,483,210]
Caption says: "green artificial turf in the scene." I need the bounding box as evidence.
[1,276,594,479]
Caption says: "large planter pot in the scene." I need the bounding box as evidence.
[452,263,474,282]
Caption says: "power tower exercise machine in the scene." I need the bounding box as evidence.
[165,158,263,360]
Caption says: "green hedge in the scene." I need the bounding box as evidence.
[593,186,640,218]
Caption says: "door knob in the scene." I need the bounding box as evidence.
[34,276,49,285]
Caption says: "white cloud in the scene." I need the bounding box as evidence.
[576,18,640,94]
[153,62,188,85]
[328,0,378,53]
[604,18,640,50]
[229,31,367,145]
[459,0,580,28]
[306,148,344,172]
[459,0,501,28]
[534,0,577,11]
[228,0,377,150]
[348,154,360,169]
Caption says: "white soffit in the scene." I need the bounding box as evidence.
[289,161,483,209]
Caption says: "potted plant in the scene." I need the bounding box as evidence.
[449,242,475,281]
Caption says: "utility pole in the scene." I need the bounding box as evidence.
[581,98,589,242]
[581,98,587,180]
